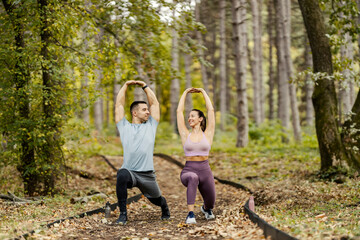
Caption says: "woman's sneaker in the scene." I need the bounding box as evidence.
[185,211,196,224]
[201,206,215,220]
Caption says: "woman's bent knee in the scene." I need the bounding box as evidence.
[180,172,199,186]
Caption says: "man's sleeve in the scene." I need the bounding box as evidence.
[116,118,129,138]
[148,116,159,135]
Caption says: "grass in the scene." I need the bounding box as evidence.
[1,119,359,239]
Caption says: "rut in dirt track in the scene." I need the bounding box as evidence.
[43,155,265,240]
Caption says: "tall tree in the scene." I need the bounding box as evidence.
[219,0,227,130]
[94,29,104,132]
[170,8,180,131]
[250,0,263,125]
[2,0,36,194]
[232,0,249,147]
[284,0,301,141]
[274,0,290,132]
[184,53,193,127]
[304,38,314,126]
[298,0,360,171]
[195,0,209,93]
[267,0,275,120]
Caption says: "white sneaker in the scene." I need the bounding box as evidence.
[185,211,196,224]
[201,206,215,220]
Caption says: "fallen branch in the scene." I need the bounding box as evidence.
[98,154,118,172]
[0,192,33,203]
[70,193,107,204]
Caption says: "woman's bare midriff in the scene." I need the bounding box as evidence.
[185,156,208,161]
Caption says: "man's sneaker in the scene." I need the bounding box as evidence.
[201,206,215,220]
[161,205,170,220]
[185,211,196,224]
[115,212,127,225]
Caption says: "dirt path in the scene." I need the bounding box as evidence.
[32,156,265,239]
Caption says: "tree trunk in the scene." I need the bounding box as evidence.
[39,0,61,194]
[81,23,90,124]
[284,0,301,142]
[114,41,121,136]
[170,13,180,131]
[195,1,209,93]
[219,0,227,130]
[134,63,148,101]
[250,0,262,126]
[358,0,360,57]
[232,0,249,147]
[298,0,350,171]
[94,29,104,132]
[342,90,360,170]
[210,29,218,110]
[2,0,36,195]
[274,0,290,132]
[267,0,275,121]
[304,38,314,126]
[339,32,353,121]
[184,53,193,128]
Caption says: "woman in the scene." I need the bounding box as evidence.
[176,87,216,224]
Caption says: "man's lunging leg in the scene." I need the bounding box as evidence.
[116,169,133,224]
[148,196,170,220]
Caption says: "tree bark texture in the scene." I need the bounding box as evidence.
[40,0,62,194]
[267,0,275,121]
[298,0,350,171]
[170,18,180,131]
[342,90,360,170]
[2,0,37,195]
[195,1,209,93]
[274,0,290,130]
[94,29,104,131]
[82,23,90,124]
[304,39,314,126]
[219,0,227,130]
[284,0,301,142]
[339,32,353,120]
[250,0,263,126]
[184,53,193,128]
[232,0,249,147]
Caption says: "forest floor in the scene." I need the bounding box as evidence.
[0,155,264,240]
[1,126,360,240]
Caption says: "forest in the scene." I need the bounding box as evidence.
[0,0,359,239]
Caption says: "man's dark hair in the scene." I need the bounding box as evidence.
[191,109,206,132]
[130,101,147,115]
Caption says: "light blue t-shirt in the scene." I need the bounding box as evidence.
[116,116,158,171]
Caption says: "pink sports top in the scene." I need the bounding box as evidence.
[183,133,211,156]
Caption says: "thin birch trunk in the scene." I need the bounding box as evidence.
[134,63,148,101]
[170,9,180,131]
[274,0,290,130]
[284,0,301,141]
[195,1,209,93]
[219,0,227,130]
[267,0,275,120]
[94,29,104,132]
[184,53,193,128]
[114,41,121,135]
[232,0,249,147]
[81,27,90,123]
[250,0,261,125]
[304,38,314,126]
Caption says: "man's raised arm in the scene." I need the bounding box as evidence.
[115,80,136,123]
[137,81,160,122]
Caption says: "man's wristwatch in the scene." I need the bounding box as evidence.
[142,85,148,90]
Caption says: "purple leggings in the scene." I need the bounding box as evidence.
[180,160,216,210]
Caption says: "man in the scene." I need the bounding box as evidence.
[115,80,170,225]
